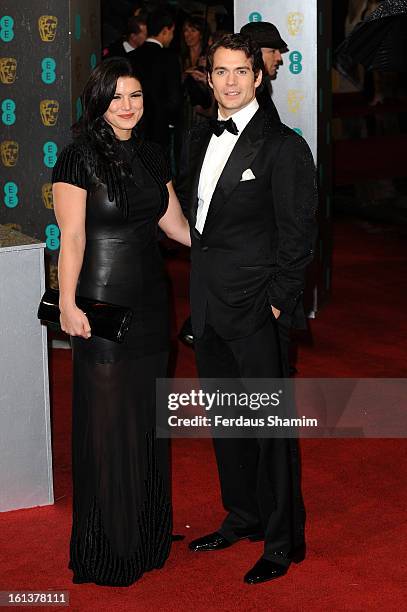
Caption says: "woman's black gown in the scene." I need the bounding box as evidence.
[52,137,172,586]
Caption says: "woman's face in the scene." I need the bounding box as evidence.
[183,23,202,48]
[103,76,143,140]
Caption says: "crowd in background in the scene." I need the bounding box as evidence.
[100,1,233,175]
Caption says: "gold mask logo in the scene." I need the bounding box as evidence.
[38,15,58,42]
[0,57,17,84]
[287,90,305,114]
[40,99,59,126]
[4,222,22,232]
[48,263,59,290]
[1,140,19,167]
[287,12,304,37]
[42,183,53,209]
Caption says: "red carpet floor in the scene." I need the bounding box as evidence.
[1,219,407,611]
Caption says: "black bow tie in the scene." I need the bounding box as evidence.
[209,117,239,137]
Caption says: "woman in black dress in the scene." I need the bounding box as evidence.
[52,58,190,586]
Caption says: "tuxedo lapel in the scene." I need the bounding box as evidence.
[202,108,265,236]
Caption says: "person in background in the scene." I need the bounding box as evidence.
[240,21,288,122]
[128,9,182,156]
[180,15,213,135]
[52,57,190,586]
[103,15,147,58]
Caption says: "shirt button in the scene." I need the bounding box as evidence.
[201,246,209,252]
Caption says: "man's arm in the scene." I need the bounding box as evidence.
[267,133,318,315]
[174,129,192,218]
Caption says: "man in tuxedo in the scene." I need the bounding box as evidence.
[240,21,288,121]
[103,15,147,58]
[128,10,182,152]
[177,34,317,584]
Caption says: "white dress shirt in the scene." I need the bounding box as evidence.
[123,41,135,53]
[195,97,259,234]
[145,37,163,48]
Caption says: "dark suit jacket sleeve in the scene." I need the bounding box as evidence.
[174,130,192,217]
[163,51,182,125]
[266,134,318,314]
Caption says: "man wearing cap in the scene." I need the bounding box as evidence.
[240,21,288,122]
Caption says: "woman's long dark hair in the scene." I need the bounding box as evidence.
[181,15,210,69]
[73,57,142,170]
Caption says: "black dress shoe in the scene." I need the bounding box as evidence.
[189,529,264,552]
[290,543,306,563]
[171,533,185,541]
[244,557,288,584]
[178,316,194,347]
[189,532,232,551]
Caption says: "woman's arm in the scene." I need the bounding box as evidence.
[53,182,91,339]
[158,181,191,247]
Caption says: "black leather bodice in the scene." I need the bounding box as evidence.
[52,138,171,357]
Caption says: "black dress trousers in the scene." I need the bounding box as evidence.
[194,312,305,566]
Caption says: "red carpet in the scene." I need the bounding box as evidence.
[1,219,407,611]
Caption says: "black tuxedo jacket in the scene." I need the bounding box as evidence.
[256,80,280,123]
[128,42,182,148]
[177,107,318,340]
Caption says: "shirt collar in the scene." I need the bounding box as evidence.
[146,37,163,48]
[123,40,134,53]
[218,98,259,134]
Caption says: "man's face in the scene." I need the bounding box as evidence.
[129,24,147,49]
[208,47,262,118]
[261,48,283,79]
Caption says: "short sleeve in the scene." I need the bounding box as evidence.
[52,143,90,190]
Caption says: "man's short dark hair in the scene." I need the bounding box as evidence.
[206,33,263,78]
[147,10,174,37]
[126,16,146,37]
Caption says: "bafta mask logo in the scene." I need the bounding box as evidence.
[0,57,17,84]
[287,90,305,114]
[42,183,53,209]
[40,99,59,126]
[1,140,19,166]
[48,263,59,289]
[4,222,22,232]
[38,15,58,42]
[287,12,304,37]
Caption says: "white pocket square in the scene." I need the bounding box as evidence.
[240,168,256,182]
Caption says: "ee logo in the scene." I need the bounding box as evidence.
[293,128,303,136]
[0,16,14,42]
[45,224,60,250]
[75,14,81,40]
[289,51,303,75]
[41,57,56,84]
[4,181,19,208]
[249,12,262,23]
[90,53,97,69]
[43,141,57,168]
[1,99,16,125]
[76,97,83,120]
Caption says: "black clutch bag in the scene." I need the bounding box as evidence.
[38,288,133,343]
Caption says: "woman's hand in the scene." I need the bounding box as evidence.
[60,304,91,339]
[184,68,207,84]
